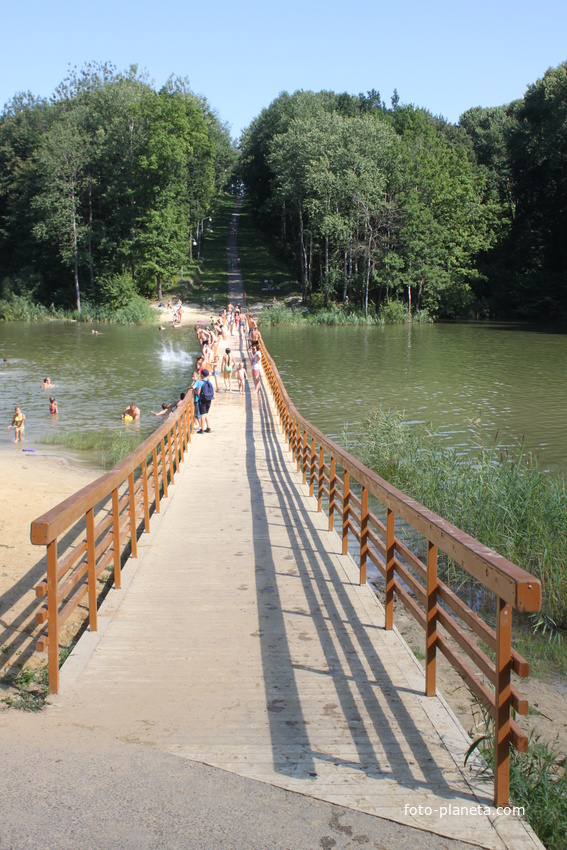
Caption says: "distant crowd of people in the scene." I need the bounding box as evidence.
[6,305,264,446]
[122,303,263,436]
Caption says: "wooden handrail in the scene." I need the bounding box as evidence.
[255,320,541,808]
[30,397,195,695]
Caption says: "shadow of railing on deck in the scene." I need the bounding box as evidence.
[244,379,316,776]
[246,380,461,798]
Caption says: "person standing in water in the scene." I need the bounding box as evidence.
[8,406,25,442]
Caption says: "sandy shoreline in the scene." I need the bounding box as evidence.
[0,449,102,680]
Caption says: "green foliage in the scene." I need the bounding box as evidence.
[239,91,497,317]
[98,271,139,309]
[345,409,567,629]
[0,293,63,321]
[42,428,141,466]
[0,63,236,314]
[467,704,567,850]
[0,666,49,712]
[236,199,296,302]
[380,300,409,323]
[257,303,383,327]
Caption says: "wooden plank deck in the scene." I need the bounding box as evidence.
[48,365,542,850]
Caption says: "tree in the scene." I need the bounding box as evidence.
[32,105,90,311]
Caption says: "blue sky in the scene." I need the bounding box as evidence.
[1,0,565,139]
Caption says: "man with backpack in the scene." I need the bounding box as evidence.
[197,368,214,433]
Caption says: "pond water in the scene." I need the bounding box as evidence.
[0,322,199,461]
[262,321,567,475]
[1,320,566,476]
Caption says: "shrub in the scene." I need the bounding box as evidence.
[98,272,139,309]
[380,300,410,324]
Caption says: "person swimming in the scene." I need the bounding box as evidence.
[122,403,140,421]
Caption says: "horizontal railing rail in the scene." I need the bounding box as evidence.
[30,397,195,695]
[257,328,541,808]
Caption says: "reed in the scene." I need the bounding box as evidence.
[0,294,65,321]
[467,703,567,850]
[345,409,567,631]
[41,429,141,468]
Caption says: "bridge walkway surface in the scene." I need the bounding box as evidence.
[1,353,542,850]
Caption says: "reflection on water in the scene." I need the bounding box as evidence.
[263,321,567,475]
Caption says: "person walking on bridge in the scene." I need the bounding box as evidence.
[251,344,262,394]
[196,369,214,433]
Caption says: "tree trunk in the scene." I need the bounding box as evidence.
[364,231,372,315]
[129,118,136,282]
[87,178,94,295]
[157,273,163,303]
[71,192,81,313]
[299,209,307,303]
[324,235,329,307]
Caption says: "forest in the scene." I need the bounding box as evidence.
[0,63,235,316]
[239,62,567,320]
[0,61,565,321]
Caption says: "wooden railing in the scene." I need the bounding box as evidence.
[31,398,194,696]
[258,332,541,808]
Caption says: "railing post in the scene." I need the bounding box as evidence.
[181,410,188,453]
[128,472,137,558]
[46,539,59,694]
[296,424,301,472]
[385,508,395,630]
[86,507,97,633]
[494,597,513,807]
[287,412,293,455]
[178,415,185,458]
[152,448,161,514]
[360,487,368,585]
[425,540,438,696]
[160,438,168,497]
[112,487,121,589]
[142,458,150,533]
[302,432,307,483]
[173,422,180,474]
[167,430,175,484]
[329,458,336,531]
[317,447,324,512]
[342,470,350,555]
[309,439,316,497]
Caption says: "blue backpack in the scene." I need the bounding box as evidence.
[200,379,214,403]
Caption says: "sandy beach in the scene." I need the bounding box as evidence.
[0,449,101,682]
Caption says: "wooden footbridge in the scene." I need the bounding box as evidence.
[28,322,543,848]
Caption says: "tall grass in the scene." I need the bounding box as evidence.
[345,409,567,631]
[257,303,431,327]
[0,293,158,325]
[0,294,65,322]
[42,429,141,468]
[467,703,567,850]
[258,303,384,327]
[70,297,158,325]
